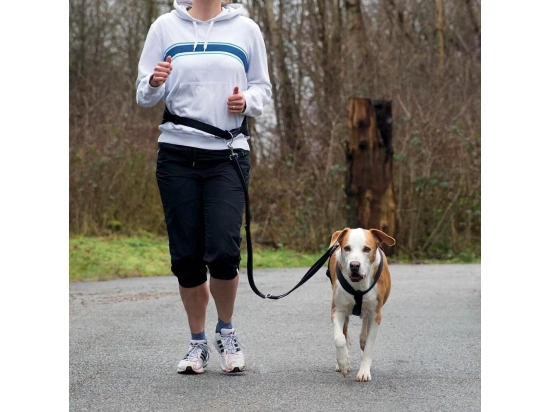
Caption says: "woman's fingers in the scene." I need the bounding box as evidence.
[151,59,172,86]
[228,87,245,112]
[228,100,244,113]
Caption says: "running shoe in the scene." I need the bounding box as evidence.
[214,328,246,373]
[177,340,209,374]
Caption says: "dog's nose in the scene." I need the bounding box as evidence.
[350,261,360,272]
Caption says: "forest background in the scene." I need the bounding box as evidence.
[69,0,481,265]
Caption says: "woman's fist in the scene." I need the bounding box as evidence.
[150,56,172,87]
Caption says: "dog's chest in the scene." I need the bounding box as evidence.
[334,285,378,318]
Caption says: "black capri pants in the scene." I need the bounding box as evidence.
[156,142,250,288]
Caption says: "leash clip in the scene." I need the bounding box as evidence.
[226,138,237,159]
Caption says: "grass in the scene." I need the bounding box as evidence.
[69,236,480,282]
[69,235,326,282]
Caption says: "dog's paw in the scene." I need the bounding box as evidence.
[336,359,350,377]
[356,368,372,382]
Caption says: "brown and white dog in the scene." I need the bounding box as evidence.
[327,227,396,382]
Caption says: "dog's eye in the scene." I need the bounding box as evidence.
[363,246,371,253]
[343,245,351,252]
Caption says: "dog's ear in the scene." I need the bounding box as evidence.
[330,230,342,246]
[369,229,396,246]
[330,228,350,247]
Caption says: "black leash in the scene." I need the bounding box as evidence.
[162,107,338,299]
[231,157,340,299]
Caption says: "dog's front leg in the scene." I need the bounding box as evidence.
[356,313,380,382]
[333,310,350,377]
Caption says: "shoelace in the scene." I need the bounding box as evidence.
[221,333,245,355]
[184,342,209,361]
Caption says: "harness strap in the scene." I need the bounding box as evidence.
[161,106,249,140]
[336,251,384,316]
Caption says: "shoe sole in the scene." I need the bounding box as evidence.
[221,365,246,373]
[177,361,208,374]
[177,366,205,374]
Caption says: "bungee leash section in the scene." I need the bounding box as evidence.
[162,106,337,299]
[228,141,340,300]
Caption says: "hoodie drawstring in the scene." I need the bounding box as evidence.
[204,21,214,51]
[192,20,215,52]
[192,21,199,52]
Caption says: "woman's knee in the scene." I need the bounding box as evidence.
[207,254,240,281]
[172,258,208,288]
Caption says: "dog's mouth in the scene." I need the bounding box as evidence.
[348,273,365,282]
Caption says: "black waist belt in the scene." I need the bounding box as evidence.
[161,106,249,141]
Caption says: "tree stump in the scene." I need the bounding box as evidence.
[345,98,397,255]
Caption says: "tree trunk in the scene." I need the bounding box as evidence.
[345,98,396,254]
[263,0,304,159]
[436,0,446,76]
[345,0,370,97]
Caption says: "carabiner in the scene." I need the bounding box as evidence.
[226,138,238,160]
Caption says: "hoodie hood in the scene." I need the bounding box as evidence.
[172,1,244,51]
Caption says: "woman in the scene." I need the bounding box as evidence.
[136,0,272,374]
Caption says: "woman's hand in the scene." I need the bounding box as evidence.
[150,56,172,87]
[228,86,246,113]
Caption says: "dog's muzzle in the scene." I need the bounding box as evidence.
[348,273,365,282]
[349,261,365,282]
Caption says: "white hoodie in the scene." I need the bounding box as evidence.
[136,1,272,151]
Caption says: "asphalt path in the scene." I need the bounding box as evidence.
[69,264,481,412]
